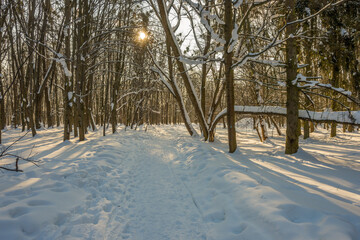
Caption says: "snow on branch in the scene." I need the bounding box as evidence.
[233,0,244,9]
[147,47,175,96]
[248,58,286,67]
[184,0,226,45]
[228,23,239,53]
[184,0,224,25]
[231,0,347,69]
[285,0,348,27]
[293,74,360,106]
[150,67,175,96]
[179,56,205,65]
[210,106,360,132]
[117,88,157,104]
[55,53,72,78]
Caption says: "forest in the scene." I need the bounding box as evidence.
[0,0,359,239]
[0,0,359,153]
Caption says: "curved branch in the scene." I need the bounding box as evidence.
[210,106,360,134]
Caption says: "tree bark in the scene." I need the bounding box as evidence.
[224,0,237,153]
[285,0,299,154]
[63,0,72,141]
[156,0,208,140]
[330,58,340,137]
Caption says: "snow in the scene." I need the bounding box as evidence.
[55,55,72,77]
[173,77,198,136]
[186,1,226,46]
[160,5,207,127]
[0,125,359,239]
[179,56,204,65]
[206,24,226,45]
[292,73,307,85]
[204,10,225,25]
[277,81,286,87]
[295,78,354,98]
[233,0,243,9]
[67,92,73,101]
[252,59,286,67]
[63,25,69,37]
[298,63,309,69]
[213,106,360,126]
[340,27,349,37]
[228,24,239,53]
[150,67,175,96]
[185,0,225,25]
[214,45,224,53]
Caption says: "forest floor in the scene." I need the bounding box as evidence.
[0,123,359,240]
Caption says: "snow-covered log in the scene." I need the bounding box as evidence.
[210,106,360,132]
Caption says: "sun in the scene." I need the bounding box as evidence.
[138,31,147,41]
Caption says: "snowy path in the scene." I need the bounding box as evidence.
[0,128,207,240]
[103,133,206,240]
[1,125,360,240]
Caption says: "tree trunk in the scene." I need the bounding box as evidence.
[45,85,52,128]
[330,62,340,137]
[285,0,299,154]
[75,0,87,141]
[0,73,3,144]
[303,18,314,139]
[224,0,237,153]
[200,0,211,128]
[156,0,208,140]
[63,0,72,141]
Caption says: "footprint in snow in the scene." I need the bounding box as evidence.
[231,223,247,234]
[0,199,16,208]
[27,199,51,206]
[102,203,113,212]
[278,203,322,223]
[8,206,30,218]
[203,209,226,223]
[54,212,70,226]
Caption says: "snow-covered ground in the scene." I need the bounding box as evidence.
[0,124,359,240]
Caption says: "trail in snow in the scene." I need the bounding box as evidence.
[0,125,360,240]
[0,128,207,240]
[103,132,206,240]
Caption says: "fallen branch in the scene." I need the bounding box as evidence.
[0,131,38,173]
[0,158,23,172]
[210,106,360,133]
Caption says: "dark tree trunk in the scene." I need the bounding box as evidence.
[157,0,208,140]
[63,0,72,141]
[224,0,237,153]
[285,0,299,154]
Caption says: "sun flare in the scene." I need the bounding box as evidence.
[139,31,146,40]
